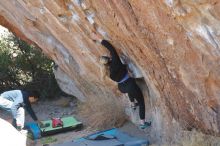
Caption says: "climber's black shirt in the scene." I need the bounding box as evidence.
[101,40,127,82]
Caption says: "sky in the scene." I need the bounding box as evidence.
[0,25,9,38]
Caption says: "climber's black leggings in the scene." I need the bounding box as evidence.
[118,78,145,120]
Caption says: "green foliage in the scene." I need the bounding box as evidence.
[0,34,62,98]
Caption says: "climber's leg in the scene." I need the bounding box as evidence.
[127,78,151,129]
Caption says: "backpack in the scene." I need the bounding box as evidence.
[52,118,63,128]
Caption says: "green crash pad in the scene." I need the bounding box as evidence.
[40,116,83,136]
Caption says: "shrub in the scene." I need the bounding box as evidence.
[0,33,62,98]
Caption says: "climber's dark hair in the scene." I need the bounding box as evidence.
[29,90,40,99]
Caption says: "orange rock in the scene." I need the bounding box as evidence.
[0,0,220,141]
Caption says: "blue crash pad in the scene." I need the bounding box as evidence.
[25,122,41,140]
[53,128,149,146]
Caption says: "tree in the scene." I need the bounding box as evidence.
[0,33,62,98]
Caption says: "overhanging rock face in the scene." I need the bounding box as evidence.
[1,0,220,141]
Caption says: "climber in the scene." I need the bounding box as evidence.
[91,32,151,129]
[0,90,43,131]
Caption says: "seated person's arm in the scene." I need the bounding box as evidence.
[25,102,38,121]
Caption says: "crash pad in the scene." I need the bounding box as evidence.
[25,116,82,139]
[41,116,83,136]
[53,128,149,146]
[25,122,41,139]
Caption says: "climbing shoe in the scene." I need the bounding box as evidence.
[139,121,151,129]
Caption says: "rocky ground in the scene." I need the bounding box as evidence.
[1,96,220,146]
[0,96,149,146]
[0,96,98,146]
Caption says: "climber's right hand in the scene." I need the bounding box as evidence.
[90,32,102,42]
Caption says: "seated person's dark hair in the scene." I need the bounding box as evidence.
[29,90,40,99]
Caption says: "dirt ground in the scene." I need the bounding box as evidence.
[2,96,220,146]
[0,96,98,146]
[0,96,149,146]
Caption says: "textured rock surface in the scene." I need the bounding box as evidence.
[53,66,87,101]
[1,0,220,143]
